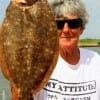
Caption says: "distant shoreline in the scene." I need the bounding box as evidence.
[79,39,100,47]
[79,44,100,47]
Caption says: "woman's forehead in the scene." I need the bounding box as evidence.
[55,13,79,20]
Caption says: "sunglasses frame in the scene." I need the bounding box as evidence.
[56,18,83,29]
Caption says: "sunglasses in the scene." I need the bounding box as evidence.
[56,18,83,29]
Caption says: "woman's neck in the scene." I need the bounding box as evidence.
[59,47,80,65]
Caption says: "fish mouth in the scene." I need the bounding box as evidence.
[12,0,37,7]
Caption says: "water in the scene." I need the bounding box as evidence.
[82,46,100,54]
[0,47,100,100]
[0,72,11,100]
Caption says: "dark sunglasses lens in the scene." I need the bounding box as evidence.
[56,18,83,29]
[56,20,65,29]
[68,18,83,28]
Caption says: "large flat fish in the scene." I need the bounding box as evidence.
[0,0,58,99]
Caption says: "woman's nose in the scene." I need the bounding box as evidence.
[62,23,70,32]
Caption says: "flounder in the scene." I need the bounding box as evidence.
[0,0,58,99]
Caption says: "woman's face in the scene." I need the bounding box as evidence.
[56,13,84,49]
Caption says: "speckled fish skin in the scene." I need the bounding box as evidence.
[0,0,58,100]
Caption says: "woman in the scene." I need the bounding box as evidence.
[34,0,100,100]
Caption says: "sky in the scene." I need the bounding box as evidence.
[0,0,100,39]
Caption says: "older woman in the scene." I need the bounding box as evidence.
[34,0,100,100]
